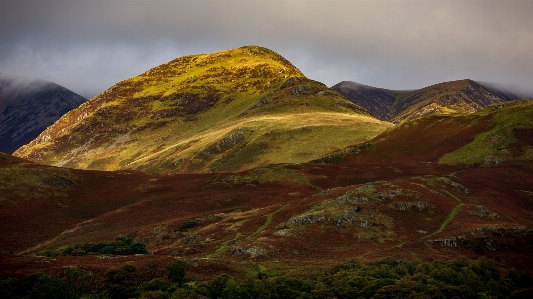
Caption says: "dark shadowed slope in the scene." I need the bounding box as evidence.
[331,81,403,120]
[333,79,521,123]
[0,73,86,153]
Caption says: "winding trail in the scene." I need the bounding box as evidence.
[427,189,464,237]
[212,232,242,255]
[248,204,290,239]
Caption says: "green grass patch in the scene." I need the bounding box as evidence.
[427,189,464,237]
[440,100,533,165]
[207,232,242,258]
[393,242,404,249]
[248,204,290,239]
[0,165,75,198]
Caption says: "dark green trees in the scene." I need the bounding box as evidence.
[166,260,191,287]
[40,236,148,257]
[105,265,139,299]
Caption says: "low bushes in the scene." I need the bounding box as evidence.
[2,258,532,299]
[37,236,148,257]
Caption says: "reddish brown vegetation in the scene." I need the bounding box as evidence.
[1,109,532,279]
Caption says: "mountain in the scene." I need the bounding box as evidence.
[332,79,520,123]
[330,81,401,121]
[316,99,533,167]
[3,45,533,287]
[1,100,533,280]
[13,46,391,174]
[0,73,86,154]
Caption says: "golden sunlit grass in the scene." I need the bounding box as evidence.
[15,46,386,173]
[122,112,390,172]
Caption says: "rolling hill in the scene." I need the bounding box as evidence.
[1,100,532,281]
[332,79,520,123]
[14,46,391,174]
[2,45,533,294]
[0,73,86,154]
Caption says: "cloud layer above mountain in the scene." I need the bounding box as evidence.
[1,0,532,98]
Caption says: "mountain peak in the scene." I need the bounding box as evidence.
[0,74,86,154]
[14,46,385,174]
[334,79,521,122]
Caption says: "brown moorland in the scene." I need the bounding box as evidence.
[1,101,533,280]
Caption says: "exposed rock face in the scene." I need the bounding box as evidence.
[0,73,86,153]
[333,79,520,123]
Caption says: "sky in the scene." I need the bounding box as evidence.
[1,0,532,99]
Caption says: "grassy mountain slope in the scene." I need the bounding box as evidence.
[0,74,86,154]
[14,46,390,173]
[333,79,520,123]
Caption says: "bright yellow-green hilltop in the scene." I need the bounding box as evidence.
[15,46,392,173]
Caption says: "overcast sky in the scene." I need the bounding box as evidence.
[1,0,532,99]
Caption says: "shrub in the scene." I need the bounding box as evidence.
[177,222,197,231]
[138,278,177,294]
[105,265,139,299]
[14,267,107,299]
[129,242,149,254]
[99,246,116,255]
[37,237,148,257]
[166,260,190,287]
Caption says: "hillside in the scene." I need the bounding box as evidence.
[2,100,533,282]
[0,73,86,154]
[333,79,520,123]
[14,46,390,174]
[317,100,533,167]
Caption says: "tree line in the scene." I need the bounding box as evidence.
[1,258,532,299]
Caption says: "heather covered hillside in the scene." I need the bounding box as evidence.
[2,101,533,285]
[4,0,533,296]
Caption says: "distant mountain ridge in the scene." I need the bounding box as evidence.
[333,79,520,123]
[0,73,86,153]
[14,46,390,173]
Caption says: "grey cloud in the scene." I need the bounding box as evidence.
[0,72,51,98]
[1,0,532,98]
